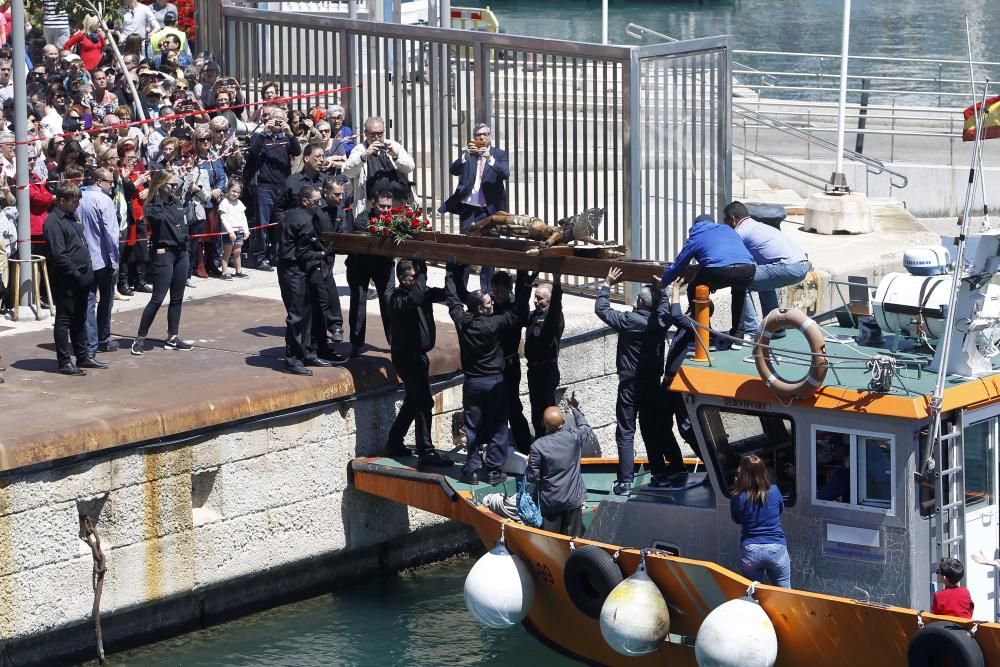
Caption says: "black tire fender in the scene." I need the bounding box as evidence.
[563,545,623,619]
[907,621,984,667]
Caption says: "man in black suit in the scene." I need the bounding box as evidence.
[438,123,509,293]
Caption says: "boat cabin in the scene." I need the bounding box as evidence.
[581,321,1000,617]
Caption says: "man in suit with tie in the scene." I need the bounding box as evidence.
[439,123,509,293]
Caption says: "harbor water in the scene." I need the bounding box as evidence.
[105,558,575,667]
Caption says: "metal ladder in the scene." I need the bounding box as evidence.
[933,412,967,567]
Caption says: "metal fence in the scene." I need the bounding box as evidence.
[212,6,731,264]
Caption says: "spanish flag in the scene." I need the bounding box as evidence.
[963,95,1000,141]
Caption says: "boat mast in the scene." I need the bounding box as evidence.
[922,16,989,474]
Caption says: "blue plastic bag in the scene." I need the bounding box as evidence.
[517,478,543,528]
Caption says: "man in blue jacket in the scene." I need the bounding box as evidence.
[596,267,688,495]
[78,168,119,363]
[660,213,757,349]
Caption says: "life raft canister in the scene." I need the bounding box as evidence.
[563,545,623,619]
[752,308,829,400]
[907,621,984,667]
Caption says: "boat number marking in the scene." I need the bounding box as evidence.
[527,561,554,584]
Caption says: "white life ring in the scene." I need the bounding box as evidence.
[753,308,829,400]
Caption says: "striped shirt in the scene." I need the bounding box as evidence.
[42,0,70,28]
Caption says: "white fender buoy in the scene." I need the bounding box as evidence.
[464,537,535,628]
[695,594,778,667]
[599,558,670,656]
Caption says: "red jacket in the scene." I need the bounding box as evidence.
[29,178,54,237]
[931,585,974,618]
[63,31,106,71]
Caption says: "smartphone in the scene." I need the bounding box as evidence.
[83,113,93,130]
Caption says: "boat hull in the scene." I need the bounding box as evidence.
[350,457,1000,665]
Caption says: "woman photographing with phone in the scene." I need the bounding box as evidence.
[131,171,194,356]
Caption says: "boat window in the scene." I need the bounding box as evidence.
[697,406,796,506]
[964,419,995,510]
[920,417,996,518]
[813,427,895,512]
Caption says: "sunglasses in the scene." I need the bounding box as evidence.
[197,137,211,142]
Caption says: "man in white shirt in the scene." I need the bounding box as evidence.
[0,132,15,181]
[0,60,13,106]
[724,200,811,338]
[120,0,160,38]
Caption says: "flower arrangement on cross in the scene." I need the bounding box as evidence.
[368,205,431,244]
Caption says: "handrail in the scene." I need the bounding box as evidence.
[734,103,909,188]
[737,147,830,190]
[625,22,774,86]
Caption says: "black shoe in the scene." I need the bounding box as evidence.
[417,451,456,467]
[715,338,734,352]
[257,262,274,272]
[331,327,344,343]
[97,341,120,353]
[164,336,193,351]
[384,444,411,457]
[40,301,50,310]
[134,281,154,293]
[459,469,480,485]
[612,481,632,496]
[284,364,313,376]
[649,473,671,488]
[667,472,689,487]
[318,350,347,364]
[77,357,109,369]
[303,356,333,367]
[485,470,507,486]
[59,364,86,376]
[118,283,134,297]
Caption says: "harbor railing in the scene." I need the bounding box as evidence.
[210,6,732,266]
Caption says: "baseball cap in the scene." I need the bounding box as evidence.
[62,53,82,64]
[62,117,81,132]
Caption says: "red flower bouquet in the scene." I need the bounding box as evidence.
[368,206,431,244]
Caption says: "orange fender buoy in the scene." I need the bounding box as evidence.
[753,308,829,400]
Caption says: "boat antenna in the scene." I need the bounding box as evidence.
[965,14,993,232]
[921,17,991,474]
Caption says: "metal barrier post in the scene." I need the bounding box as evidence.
[623,49,641,303]
[692,285,711,362]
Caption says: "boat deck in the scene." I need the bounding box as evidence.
[351,454,715,530]
[673,324,1000,417]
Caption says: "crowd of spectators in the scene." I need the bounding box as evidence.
[2,0,358,310]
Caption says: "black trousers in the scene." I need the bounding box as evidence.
[52,276,89,368]
[309,261,343,353]
[345,254,393,348]
[459,205,494,293]
[387,351,434,453]
[688,263,756,336]
[527,361,560,438]
[541,507,584,537]
[278,261,313,367]
[463,374,511,475]
[503,358,533,454]
[615,374,684,482]
[138,249,188,338]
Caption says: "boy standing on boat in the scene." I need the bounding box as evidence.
[596,267,688,495]
[525,394,589,536]
[932,557,974,619]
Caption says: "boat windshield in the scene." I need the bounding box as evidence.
[697,406,796,505]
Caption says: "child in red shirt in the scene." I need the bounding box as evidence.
[931,557,974,618]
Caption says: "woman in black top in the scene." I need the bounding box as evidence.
[131,171,194,355]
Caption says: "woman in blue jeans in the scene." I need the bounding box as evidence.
[730,454,791,588]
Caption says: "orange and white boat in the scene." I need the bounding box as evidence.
[351,229,1000,666]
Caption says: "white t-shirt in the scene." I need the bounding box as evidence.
[121,3,160,37]
[217,197,249,235]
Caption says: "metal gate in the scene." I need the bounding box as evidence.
[218,5,730,263]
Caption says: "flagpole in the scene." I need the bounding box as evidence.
[829,0,851,193]
[966,14,992,231]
